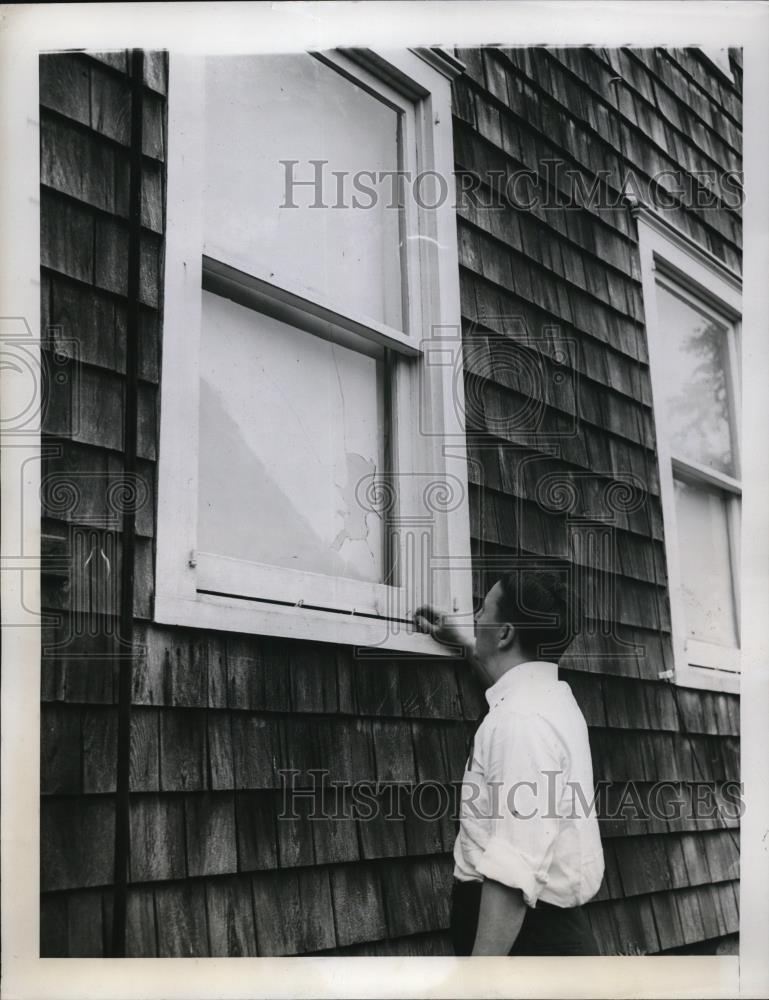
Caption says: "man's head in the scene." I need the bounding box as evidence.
[474,568,580,674]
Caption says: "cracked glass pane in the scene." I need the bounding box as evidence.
[198,290,385,582]
[204,52,404,330]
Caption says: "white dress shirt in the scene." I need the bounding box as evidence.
[453,661,605,908]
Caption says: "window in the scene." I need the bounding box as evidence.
[156,48,472,652]
[636,207,741,692]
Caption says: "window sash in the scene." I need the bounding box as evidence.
[155,48,473,652]
[194,52,419,612]
[636,208,742,691]
[671,456,741,495]
[202,49,421,351]
[671,470,741,653]
[655,272,742,481]
[664,463,741,679]
[656,273,742,661]
[202,255,421,358]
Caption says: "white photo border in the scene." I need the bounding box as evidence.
[2,3,768,999]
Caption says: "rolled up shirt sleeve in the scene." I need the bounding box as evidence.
[474,713,567,907]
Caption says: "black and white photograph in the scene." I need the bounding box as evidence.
[1,2,768,997]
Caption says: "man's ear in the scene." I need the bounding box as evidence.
[497,623,516,650]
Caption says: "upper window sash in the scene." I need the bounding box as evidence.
[201,48,423,357]
[671,456,741,495]
[202,255,420,359]
[653,272,741,484]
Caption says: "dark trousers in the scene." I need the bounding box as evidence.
[450,879,599,956]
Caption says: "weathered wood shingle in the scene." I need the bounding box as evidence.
[455,44,740,956]
[40,49,170,948]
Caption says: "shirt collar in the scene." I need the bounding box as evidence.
[485,661,560,709]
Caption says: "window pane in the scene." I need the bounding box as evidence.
[654,282,736,475]
[204,54,404,330]
[198,291,385,583]
[673,477,738,648]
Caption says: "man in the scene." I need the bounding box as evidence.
[415,569,605,956]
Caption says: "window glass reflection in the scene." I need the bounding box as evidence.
[655,282,735,475]
[673,477,738,648]
[198,291,385,582]
[204,53,404,330]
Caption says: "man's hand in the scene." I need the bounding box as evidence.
[414,605,495,690]
[471,879,527,955]
[413,604,470,654]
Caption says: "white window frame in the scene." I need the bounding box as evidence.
[155,47,473,654]
[635,205,742,693]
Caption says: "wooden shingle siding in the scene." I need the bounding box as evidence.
[455,45,740,955]
[39,49,169,954]
[40,46,740,957]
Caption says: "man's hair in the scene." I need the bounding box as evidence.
[495,568,582,661]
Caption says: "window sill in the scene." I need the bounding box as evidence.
[673,663,740,694]
[154,591,462,657]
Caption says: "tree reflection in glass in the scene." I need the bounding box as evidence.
[655,282,736,476]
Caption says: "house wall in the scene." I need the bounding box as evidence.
[40,46,741,957]
[452,46,741,955]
